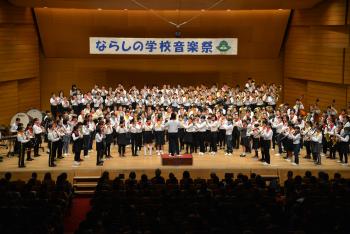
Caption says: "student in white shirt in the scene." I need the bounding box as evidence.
[208,116,220,155]
[311,127,323,165]
[224,118,234,155]
[196,116,207,155]
[261,122,273,165]
[289,126,301,165]
[95,128,104,166]
[164,113,181,156]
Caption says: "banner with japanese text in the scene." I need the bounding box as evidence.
[90,37,238,55]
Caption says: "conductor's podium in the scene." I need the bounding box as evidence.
[161,154,193,166]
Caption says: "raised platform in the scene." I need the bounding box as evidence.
[161,154,193,166]
[0,145,350,184]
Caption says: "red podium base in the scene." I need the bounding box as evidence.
[161,154,193,166]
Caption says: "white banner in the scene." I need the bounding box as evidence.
[90,37,237,55]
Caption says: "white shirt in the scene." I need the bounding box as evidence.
[33,124,43,135]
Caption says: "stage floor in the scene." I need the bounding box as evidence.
[1,145,350,183]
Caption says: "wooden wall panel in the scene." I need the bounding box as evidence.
[284,0,349,109]
[284,45,344,83]
[0,0,33,24]
[0,0,40,125]
[306,81,347,111]
[283,78,307,107]
[18,78,41,111]
[0,81,18,125]
[345,49,350,84]
[292,0,347,26]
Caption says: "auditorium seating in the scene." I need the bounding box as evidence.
[0,172,73,234]
[75,170,350,234]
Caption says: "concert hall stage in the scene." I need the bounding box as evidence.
[1,146,350,184]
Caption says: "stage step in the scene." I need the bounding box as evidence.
[73,176,101,195]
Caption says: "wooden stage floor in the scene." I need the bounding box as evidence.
[1,145,350,183]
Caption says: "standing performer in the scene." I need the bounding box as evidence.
[251,123,261,159]
[129,119,140,156]
[218,115,227,149]
[143,118,154,156]
[104,119,113,159]
[47,123,60,167]
[336,127,349,166]
[50,93,58,118]
[164,112,181,156]
[82,120,91,158]
[17,127,29,168]
[62,119,72,156]
[95,128,104,166]
[196,115,207,155]
[154,116,165,156]
[261,122,273,165]
[183,117,195,154]
[311,127,323,165]
[290,126,301,166]
[224,117,234,156]
[302,122,312,159]
[72,124,83,166]
[116,121,128,157]
[33,118,43,157]
[24,123,34,161]
[208,115,219,155]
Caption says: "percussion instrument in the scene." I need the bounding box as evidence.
[10,112,30,127]
[27,109,43,122]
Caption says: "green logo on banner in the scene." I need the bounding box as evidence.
[216,40,231,52]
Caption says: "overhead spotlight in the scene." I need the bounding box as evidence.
[226,9,231,12]
[201,9,205,12]
[97,8,102,11]
[124,8,128,11]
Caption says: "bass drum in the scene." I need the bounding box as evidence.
[10,112,30,127]
[27,109,43,122]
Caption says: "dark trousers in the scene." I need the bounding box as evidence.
[198,132,205,153]
[34,134,41,155]
[210,132,218,152]
[304,141,311,158]
[18,143,26,167]
[131,133,138,156]
[293,143,300,164]
[233,128,240,149]
[330,142,337,159]
[96,142,104,164]
[261,140,271,164]
[83,135,90,156]
[105,143,111,156]
[277,134,283,154]
[74,148,81,162]
[218,129,226,148]
[57,139,63,157]
[49,141,58,166]
[338,142,348,163]
[168,133,179,155]
[118,144,126,155]
[272,128,277,149]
